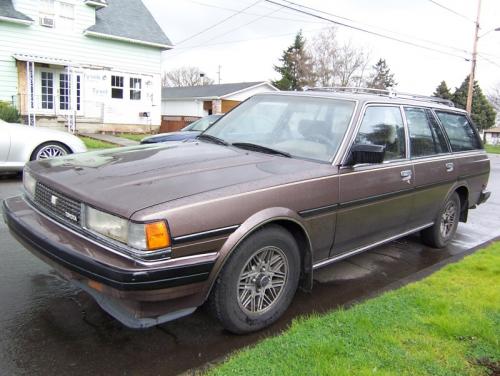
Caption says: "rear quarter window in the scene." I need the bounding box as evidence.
[435,111,482,152]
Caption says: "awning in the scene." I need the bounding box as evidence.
[13,53,74,67]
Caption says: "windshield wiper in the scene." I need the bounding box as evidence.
[231,142,291,158]
[197,134,228,146]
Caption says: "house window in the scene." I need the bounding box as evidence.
[59,73,69,110]
[41,71,54,110]
[111,75,124,99]
[40,0,55,14]
[76,75,81,111]
[58,2,74,30]
[130,78,142,100]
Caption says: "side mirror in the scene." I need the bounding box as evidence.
[348,144,385,165]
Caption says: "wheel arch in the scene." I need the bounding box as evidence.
[203,207,314,301]
[454,185,469,222]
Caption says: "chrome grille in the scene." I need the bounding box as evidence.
[34,182,82,224]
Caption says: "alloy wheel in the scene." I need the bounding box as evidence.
[36,145,68,160]
[237,246,289,314]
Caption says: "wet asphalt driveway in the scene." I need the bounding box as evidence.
[1,154,499,376]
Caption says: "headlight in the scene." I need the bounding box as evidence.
[85,206,170,251]
[23,170,37,197]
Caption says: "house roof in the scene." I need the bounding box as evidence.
[485,127,500,133]
[162,82,277,99]
[85,0,172,49]
[0,0,33,24]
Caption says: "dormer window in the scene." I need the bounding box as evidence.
[40,0,55,15]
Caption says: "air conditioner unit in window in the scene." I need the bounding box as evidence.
[40,17,55,28]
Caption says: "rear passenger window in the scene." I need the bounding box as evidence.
[405,107,449,157]
[435,111,482,151]
[355,106,406,161]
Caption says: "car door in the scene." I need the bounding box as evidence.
[403,107,456,229]
[0,123,12,163]
[331,105,414,256]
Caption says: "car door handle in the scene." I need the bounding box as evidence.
[400,169,412,183]
[445,162,454,172]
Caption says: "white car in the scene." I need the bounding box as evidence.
[0,120,87,171]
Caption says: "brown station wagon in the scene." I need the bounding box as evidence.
[3,88,491,334]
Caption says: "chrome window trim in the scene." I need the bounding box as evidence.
[433,109,484,152]
[402,105,453,159]
[339,102,410,167]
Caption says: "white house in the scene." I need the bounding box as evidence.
[0,0,172,133]
[161,82,278,125]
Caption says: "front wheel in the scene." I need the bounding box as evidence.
[208,225,301,334]
[421,192,461,248]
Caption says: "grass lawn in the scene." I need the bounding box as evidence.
[485,144,500,154]
[210,243,500,376]
[117,133,147,142]
[79,136,116,149]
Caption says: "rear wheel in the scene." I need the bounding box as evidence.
[421,192,460,248]
[208,225,300,334]
[31,142,71,161]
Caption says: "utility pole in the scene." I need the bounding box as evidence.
[466,0,482,113]
[217,65,221,84]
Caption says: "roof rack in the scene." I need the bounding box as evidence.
[304,86,455,107]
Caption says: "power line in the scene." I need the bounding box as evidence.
[264,0,470,61]
[172,26,328,51]
[176,0,263,45]
[478,54,500,69]
[186,0,327,24]
[279,0,469,55]
[426,0,476,23]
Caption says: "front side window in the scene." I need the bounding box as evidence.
[405,107,448,157]
[59,73,69,110]
[41,71,54,110]
[130,78,142,100]
[354,106,406,161]
[111,75,124,99]
[435,111,481,151]
[204,95,356,162]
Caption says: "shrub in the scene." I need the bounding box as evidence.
[0,101,21,123]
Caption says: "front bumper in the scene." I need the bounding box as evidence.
[478,189,491,205]
[3,195,217,327]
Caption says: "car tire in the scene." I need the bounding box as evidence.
[208,224,301,334]
[31,142,71,161]
[421,192,461,248]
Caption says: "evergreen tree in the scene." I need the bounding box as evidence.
[452,76,497,131]
[433,81,452,100]
[273,31,314,91]
[367,58,396,90]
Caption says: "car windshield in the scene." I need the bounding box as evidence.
[184,115,221,132]
[203,95,356,162]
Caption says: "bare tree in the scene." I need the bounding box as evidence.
[488,84,500,126]
[162,66,214,87]
[336,42,369,87]
[309,27,339,87]
[310,28,369,88]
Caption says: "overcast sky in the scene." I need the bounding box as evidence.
[143,0,500,96]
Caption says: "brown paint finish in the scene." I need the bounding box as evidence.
[4,91,491,327]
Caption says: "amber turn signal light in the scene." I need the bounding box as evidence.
[145,221,170,250]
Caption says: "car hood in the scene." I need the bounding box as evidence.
[141,131,199,143]
[28,142,331,218]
